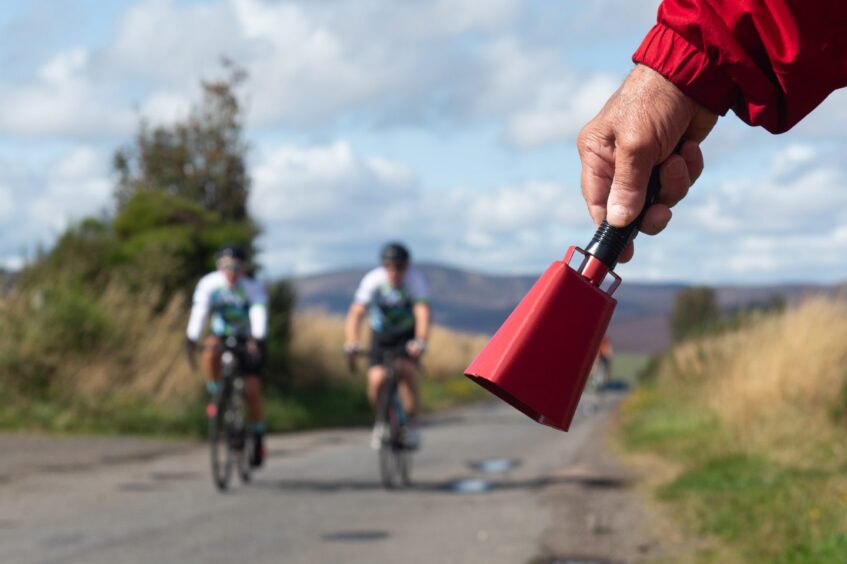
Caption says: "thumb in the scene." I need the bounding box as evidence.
[607,144,653,227]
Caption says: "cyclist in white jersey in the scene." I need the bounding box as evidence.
[345,242,431,449]
[185,245,269,467]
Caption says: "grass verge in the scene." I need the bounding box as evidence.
[617,352,847,563]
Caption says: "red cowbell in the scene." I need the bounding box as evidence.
[464,247,617,431]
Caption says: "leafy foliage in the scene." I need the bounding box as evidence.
[1,64,295,432]
[670,286,721,343]
[113,62,252,223]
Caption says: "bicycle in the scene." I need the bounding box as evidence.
[350,345,415,490]
[203,336,255,491]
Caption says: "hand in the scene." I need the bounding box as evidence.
[406,338,426,359]
[247,338,261,360]
[577,65,717,262]
[343,341,360,357]
[344,342,360,372]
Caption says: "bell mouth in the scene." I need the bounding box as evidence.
[464,372,569,431]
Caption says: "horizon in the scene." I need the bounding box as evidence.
[3,0,847,285]
[282,259,844,289]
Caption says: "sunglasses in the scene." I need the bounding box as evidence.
[383,261,408,272]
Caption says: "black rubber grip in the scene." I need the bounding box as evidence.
[585,144,680,270]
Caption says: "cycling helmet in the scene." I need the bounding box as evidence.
[216,244,247,262]
[380,242,410,265]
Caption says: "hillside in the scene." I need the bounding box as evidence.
[293,263,834,353]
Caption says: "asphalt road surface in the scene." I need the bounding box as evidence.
[0,393,660,564]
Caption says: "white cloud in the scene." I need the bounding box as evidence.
[250,140,588,275]
[0,186,14,220]
[0,0,609,146]
[27,147,112,232]
[687,144,847,236]
[505,73,619,148]
[0,47,134,139]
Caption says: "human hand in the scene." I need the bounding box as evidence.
[577,65,717,262]
[247,338,261,359]
[343,342,360,372]
[406,338,427,359]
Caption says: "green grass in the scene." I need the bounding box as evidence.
[611,352,650,384]
[619,384,728,462]
[0,374,487,438]
[617,376,847,563]
[421,374,489,411]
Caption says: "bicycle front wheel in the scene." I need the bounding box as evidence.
[377,393,412,489]
[209,387,235,491]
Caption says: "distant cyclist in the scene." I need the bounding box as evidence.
[344,242,431,449]
[594,335,614,390]
[185,245,269,467]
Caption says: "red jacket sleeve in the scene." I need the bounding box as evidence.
[633,0,847,133]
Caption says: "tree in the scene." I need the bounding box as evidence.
[670,286,721,342]
[113,61,254,225]
[110,61,259,287]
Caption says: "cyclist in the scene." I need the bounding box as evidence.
[595,335,613,389]
[185,244,269,467]
[344,242,431,450]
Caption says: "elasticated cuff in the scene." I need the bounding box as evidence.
[633,23,737,116]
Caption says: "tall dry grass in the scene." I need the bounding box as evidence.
[656,295,847,462]
[66,287,201,406]
[0,283,202,407]
[0,283,490,433]
[289,308,490,384]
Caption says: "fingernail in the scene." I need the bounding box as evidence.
[608,204,629,226]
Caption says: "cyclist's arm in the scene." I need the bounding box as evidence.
[247,279,269,340]
[345,303,367,347]
[413,301,431,343]
[186,276,213,341]
[408,268,431,345]
[347,272,378,348]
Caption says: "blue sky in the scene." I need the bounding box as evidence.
[2,0,847,284]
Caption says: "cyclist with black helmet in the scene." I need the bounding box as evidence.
[185,245,269,467]
[345,242,431,450]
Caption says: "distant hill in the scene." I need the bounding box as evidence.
[292,263,836,354]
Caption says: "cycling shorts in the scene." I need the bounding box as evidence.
[369,328,415,368]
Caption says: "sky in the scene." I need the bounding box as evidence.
[2,0,847,285]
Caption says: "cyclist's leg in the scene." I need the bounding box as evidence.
[243,376,265,423]
[397,357,421,448]
[241,343,267,466]
[396,358,420,417]
[202,335,223,393]
[367,365,387,408]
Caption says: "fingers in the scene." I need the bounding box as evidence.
[617,242,635,264]
[656,140,703,210]
[577,129,615,227]
[680,140,704,183]
[639,204,672,235]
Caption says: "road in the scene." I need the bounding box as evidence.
[0,393,661,564]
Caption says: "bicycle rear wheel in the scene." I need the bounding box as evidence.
[209,386,234,491]
[233,390,253,484]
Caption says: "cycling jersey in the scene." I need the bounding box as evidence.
[186,271,268,341]
[353,266,429,336]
